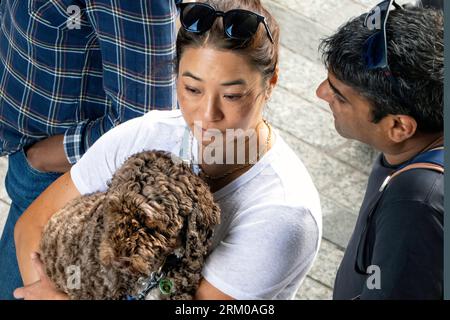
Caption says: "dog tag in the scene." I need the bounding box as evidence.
[159,278,174,295]
[136,277,151,292]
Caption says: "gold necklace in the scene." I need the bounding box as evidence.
[200,119,272,181]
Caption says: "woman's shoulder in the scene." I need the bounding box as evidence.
[235,133,322,231]
[103,109,185,139]
[266,134,320,208]
[142,109,185,127]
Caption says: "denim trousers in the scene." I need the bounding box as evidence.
[0,149,61,299]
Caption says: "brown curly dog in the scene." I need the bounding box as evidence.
[39,150,220,300]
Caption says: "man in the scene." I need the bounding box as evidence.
[0,0,177,299]
[317,1,443,299]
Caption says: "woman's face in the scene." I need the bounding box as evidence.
[177,47,273,146]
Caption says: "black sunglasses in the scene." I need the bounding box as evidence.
[363,0,402,72]
[177,1,274,43]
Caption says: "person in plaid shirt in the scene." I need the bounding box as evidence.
[0,0,177,299]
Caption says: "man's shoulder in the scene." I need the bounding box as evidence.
[383,166,443,204]
[372,168,444,221]
[367,152,443,204]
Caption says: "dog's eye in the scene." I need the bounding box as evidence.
[155,198,163,204]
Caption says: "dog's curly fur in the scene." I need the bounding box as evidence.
[40,150,220,300]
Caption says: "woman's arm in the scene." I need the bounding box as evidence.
[195,279,234,300]
[13,171,233,299]
[14,171,81,285]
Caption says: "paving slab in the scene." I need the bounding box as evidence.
[295,276,333,300]
[263,1,330,63]
[331,140,379,175]
[268,86,348,151]
[322,196,359,249]
[268,0,371,32]
[278,45,329,112]
[307,239,345,289]
[274,127,368,213]
[321,171,368,214]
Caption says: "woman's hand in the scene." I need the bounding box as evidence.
[13,252,68,300]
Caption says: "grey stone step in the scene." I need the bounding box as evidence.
[263,0,330,63]
[295,276,333,300]
[308,239,345,289]
[267,0,372,32]
[278,46,329,112]
[268,86,348,151]
[273,125,368,213]
[321,196,358,249]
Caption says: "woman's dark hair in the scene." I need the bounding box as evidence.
[176,0,280,84]
[320,6,443,133]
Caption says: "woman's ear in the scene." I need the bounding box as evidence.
[264,66,279,100]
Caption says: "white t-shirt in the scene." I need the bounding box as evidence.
[71,110,322,300]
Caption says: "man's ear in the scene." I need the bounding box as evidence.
[264,66,279,100]
[384,114,417,143]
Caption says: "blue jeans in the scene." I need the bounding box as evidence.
[0,149,61,300]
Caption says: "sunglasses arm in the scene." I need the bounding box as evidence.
[392,1,402,10]
[262,19,274,44]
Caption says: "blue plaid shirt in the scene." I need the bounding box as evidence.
[0,0,177,164]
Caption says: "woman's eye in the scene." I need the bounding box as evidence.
[224,94,243,101]
[185,86,200,95]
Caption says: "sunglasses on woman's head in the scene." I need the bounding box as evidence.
[177,1,274,43]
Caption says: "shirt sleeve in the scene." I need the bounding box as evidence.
[63,0,177,164]
[201,205,320,300]
[360,200,443,300]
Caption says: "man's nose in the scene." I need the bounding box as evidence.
[316,79,332,103]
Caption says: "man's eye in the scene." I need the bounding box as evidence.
[333,93,346,104]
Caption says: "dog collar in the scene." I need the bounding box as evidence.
[124,251,183,300]
[125,271,172,300]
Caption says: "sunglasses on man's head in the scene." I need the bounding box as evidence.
[176,1,274,43]
[363,0,402,71]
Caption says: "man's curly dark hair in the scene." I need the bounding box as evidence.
[319,5,443,133]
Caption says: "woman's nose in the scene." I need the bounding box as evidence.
[203,95,223,122]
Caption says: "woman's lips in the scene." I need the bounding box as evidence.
[194,125,225,135]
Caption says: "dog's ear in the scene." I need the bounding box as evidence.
[99,191,172,275]
[183,198,220,271]
[181,180,221,263]
[193,183,221,232]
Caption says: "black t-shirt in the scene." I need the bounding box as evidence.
[333,154,443,300]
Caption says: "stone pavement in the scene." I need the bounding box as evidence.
[0,0,410,300]
[263,0,376,299]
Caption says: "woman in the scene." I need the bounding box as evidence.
[13,0,321,300]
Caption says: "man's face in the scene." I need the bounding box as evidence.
[316,71,386,147]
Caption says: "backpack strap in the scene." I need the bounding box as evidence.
[379,147,444,192]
